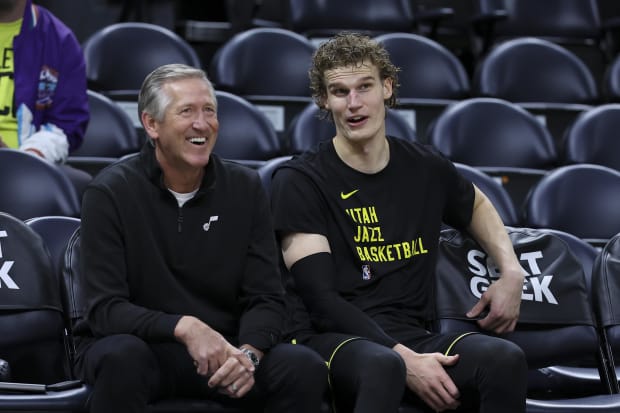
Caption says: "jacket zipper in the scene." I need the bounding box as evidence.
[177,208,183,233]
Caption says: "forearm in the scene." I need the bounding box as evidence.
[88,296,181,339]
[174,315,213,344]
[291,252,397,347]
[467,188,523,279]
[465,188,524,332]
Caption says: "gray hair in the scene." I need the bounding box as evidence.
[138,64,216,125]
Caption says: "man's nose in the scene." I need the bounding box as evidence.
[192,112,210,129]
[347,90,362,107]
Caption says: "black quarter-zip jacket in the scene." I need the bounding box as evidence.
[77,142,284,351]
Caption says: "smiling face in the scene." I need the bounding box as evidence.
[142,77,219,173]
[323,60,393,146]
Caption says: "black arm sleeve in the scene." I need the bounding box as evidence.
[291,252,397,348]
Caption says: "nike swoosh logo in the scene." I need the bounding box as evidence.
[340,189,359,200]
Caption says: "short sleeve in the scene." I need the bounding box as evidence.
[437,153,475,229]
[270,165,329,238]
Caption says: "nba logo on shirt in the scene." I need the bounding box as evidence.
[361,264,372,280]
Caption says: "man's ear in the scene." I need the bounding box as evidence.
[318,93,329,110]
[383,78,393,100]
[141,112,159,141]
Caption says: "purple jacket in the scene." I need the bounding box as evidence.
[14,0,89,152]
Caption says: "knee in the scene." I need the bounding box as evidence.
[359,347,406,386]
[84,335,158,412]
[259,344,328,389]
[95,334,157,381]
[503,340,527,373]
[284,345,328,386]
[485,339,527,377]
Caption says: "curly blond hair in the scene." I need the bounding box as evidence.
[309,32,400,117]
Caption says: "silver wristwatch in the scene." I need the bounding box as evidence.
[240,348,260,367]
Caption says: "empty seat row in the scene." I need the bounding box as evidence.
[205,28,620,145]
[182,0,620,78]
[424,98,620,210]
[79,22,620,151]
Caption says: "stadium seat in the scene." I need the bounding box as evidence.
[285,0,453,42]
[82,22,201,100]
[436,226,620,410]
[603,54,620,102]
[523,164,620,248]
[474,37,599,104]
[0,149,81,220]
[25,216,81,277]
[562,104,620,172]
[470,0,613,82]
[287,103,416,155]
[0,212,90,411]
[214,91,282,168]
[257,156,292,194]
[82,22,202,139]
[374,32,470,140]
[592,232,620,394]
[527,229,613,397]
[286,0,413,38]
[427,97,558,210]
[454,163,519,226]
[473,37,598,150]
[67,90,141,177]
[209,28,316,143]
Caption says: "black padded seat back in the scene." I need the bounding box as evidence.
[374,32,470,100]
[453,163,519,226]
[436,227,597,368]
[593,233,620,334]
[210,28,316,97]
[83,22,201,96]
[73,90,140,157]
[257,156,292,194]
[286,0,415,36]
[61,228,85,329]
[475,0,603,39]
[603,55,620,102]
[563,104,620,171]
[25,216,81,277]
[428,98,558,168]
[0,213,61,312]
[0,212,67,383]
[213,91,282,161]
[524,164,620,242]
[474,37,599,104]
[0,149,81,220]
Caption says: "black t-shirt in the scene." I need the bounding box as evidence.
[271,137,474,340]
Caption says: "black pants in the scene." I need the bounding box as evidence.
[304,331,527,413]
[74,334,328,413]
[305,334,406,413]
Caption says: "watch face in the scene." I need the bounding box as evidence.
[242,348,259,367]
